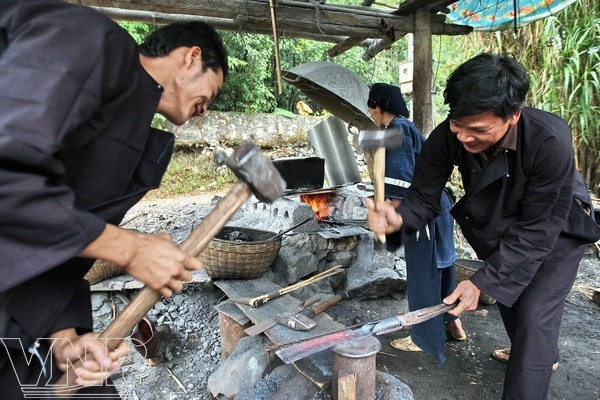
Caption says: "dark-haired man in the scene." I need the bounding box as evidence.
[367,53,600,399]
[0,0,228,397]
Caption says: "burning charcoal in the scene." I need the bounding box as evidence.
[227,231,251,242]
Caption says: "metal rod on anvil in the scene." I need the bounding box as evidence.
[272,302,457,364]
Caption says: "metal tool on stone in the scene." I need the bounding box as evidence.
[264,216,312,242]
[358,129,403,244]
[232,265,344,307]
[276,291,349,331]
[245,291,348,336]
[55,142,285,394]
[244,295,322,336]
[273,302,457,364]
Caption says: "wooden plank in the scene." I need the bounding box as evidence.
[337,372,357,400]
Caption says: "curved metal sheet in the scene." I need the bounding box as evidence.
[309,116,362,186]
[283,61,377,131]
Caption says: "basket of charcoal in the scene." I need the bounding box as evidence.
[199,226,282,279]
[453,258,497,305]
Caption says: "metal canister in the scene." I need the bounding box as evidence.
[214,302,251,360]
[332,335,381,399]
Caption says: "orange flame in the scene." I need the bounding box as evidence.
[300,193,335,220]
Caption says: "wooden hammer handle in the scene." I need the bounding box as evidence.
[310,292,345,316]
[56,181,252,392]
[372,147,387,243]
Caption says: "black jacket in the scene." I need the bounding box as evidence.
[0,0,173,344]
[397,107,600,306]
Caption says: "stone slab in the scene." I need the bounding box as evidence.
[89,269,211,292]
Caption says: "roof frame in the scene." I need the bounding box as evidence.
[69,0,471,58]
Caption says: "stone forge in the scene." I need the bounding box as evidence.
[205,187,412,399]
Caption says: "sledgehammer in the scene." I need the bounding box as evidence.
[55,142,285,394]
[358,129,403,243]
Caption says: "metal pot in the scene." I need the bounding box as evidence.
[272,157,325,191]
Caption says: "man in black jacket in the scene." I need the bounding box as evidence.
[0,0,228,397]
[367,53,600,399]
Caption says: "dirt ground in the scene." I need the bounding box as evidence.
[355,257,600,400]
[108,195,600,400]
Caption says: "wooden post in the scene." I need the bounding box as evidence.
[337,372,357,400]
[412,8,434,136]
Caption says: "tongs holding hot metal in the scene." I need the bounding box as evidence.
[371,302,457,335]
[273,302,458,364]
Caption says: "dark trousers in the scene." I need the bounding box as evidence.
[497,236,585,400]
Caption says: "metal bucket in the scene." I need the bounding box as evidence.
[272,156,325,191]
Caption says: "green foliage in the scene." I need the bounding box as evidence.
[210,31,406,114]
[154,150,236,198]
[211,33,277,113]
[120,4,600,191]
[118,21,155,43]
[430,36,480,125]
[273,108,297,118]
[467,0,600,191]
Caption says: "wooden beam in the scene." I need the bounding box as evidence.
[233,0,413,37]
[69,0,235,19]
[327,36,371,58]
[73,0,471,61]
[362,37,394,61]
[86,6,354,43]
[393,0,456,15]
[71,0,471,40]
[412,8,434,135]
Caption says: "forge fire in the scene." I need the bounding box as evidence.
[300,193,335,220]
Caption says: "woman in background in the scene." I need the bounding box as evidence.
[367,83,466,364]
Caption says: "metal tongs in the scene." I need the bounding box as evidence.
[273,302,457,364]
[232,266,344,307]
[370,302,455,335]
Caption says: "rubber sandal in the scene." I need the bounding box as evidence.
[445,319,467,341]
[492,347,559,372]
[492,347,511,363]
[390,336,422,352]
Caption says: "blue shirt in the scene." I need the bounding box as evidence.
[384,116,425,199]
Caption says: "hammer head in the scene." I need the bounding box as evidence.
[225,142,286,203]
[358,128,403,151]
[276,312,317,331]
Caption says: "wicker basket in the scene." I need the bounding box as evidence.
[453,259,497,305]
[199,226,282,279]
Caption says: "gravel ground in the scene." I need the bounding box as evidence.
[93,197,600,400]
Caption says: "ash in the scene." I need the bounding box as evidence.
[91,196,600,400]
[109,283,223,400]
[91,198,225,400]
